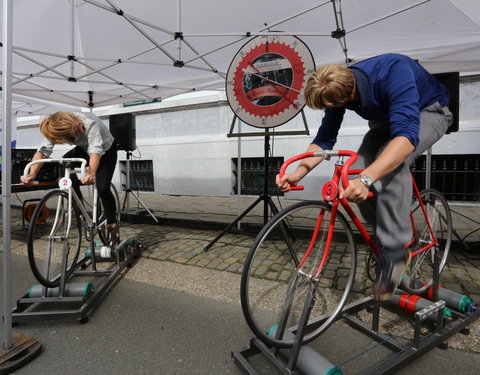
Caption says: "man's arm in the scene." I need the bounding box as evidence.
[276,143,325,192]
[80,153,100,185]
[341,136,414,202]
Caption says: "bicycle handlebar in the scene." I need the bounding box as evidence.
[23,158,88,179]
[279,150,359,191]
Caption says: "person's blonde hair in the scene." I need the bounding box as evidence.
[39,111,80,144]
[304,65,355,110]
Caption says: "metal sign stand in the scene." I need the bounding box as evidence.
[203,114,309,251]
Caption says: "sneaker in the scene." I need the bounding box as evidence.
[107,223,120,247]
[372,249,411,301]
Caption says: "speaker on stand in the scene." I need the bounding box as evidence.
[109,113,158,223]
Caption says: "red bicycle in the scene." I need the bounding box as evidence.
[240,150,452,348]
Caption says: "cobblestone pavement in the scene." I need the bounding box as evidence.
[3,191,480,356]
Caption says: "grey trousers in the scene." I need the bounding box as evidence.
[353,102,453,255]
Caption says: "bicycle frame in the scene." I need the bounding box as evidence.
[280,150,441,281]
[23,158,100,234]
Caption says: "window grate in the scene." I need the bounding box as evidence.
[232,157,284,196]
[119,160,154,192]
[412,154,480,201]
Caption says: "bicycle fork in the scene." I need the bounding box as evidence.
[273,203,338,343]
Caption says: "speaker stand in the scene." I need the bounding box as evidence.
[121,151,159,223]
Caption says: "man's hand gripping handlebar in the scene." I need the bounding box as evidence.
[278,150,373,200]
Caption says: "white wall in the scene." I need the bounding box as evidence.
[15,79,480,200]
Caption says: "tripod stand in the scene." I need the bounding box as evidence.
[121,151,159,223]
[204,129,280,251]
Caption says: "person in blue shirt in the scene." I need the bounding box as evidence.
[277,54,453,301]
[21,111,120,246]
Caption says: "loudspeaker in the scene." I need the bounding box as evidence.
[109,113,136,151]
[433,72,459,134]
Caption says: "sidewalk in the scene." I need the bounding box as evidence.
[120,191,480,245]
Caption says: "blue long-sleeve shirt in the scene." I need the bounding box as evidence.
[312,54,450,149]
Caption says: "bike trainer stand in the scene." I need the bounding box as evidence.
[233,254,480,375]
[11,238,143,324]
[233,293,479,375]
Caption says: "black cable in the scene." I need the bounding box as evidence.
[449,207,480,243]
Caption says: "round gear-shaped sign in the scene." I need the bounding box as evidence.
[226,35,315,128]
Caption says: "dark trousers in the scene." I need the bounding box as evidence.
[63,145,118,224]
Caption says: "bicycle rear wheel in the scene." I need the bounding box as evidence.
[27,189,82,288]
[401,188,452,294]
[240,201,356,348]
[97,183,121,245]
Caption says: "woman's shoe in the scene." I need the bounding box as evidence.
[107,223,120,247]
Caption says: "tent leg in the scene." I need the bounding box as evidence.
[0,333,42,374]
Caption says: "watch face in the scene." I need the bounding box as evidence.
[226,35,315,128]
[360,175,373,188]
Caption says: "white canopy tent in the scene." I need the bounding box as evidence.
[2,0,480,364]
[2,0,480,109]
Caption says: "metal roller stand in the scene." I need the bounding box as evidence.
[233,251,480,375]
[11,238,143,324]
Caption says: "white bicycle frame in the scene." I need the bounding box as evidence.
[23,158,101,232]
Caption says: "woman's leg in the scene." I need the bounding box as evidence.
[95,146,118,225]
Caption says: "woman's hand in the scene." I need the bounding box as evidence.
[80,173,95,185]
[20,175,36,186]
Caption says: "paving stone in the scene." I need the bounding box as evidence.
[226,263,242,273]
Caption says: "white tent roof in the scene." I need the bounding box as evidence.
[2,0,480,109]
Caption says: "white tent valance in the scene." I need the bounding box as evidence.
[1,0,480,109]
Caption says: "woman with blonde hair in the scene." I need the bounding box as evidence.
[21,111,119,246]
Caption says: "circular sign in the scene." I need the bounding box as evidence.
[226,35,315,128]
[59,177,72,190]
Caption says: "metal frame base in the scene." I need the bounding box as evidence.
[232,296,480,375]
[11,238,143,324]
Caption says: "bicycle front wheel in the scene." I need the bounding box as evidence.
[27,190,82,288]
[402,189,452,294]
[240,201,356,348]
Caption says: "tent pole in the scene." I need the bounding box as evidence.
[70,0,75,77]
[1,1,42,371]
[2,0,14,350]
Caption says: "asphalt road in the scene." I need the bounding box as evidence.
[1,252,479,375]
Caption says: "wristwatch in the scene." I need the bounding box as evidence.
[358,175,374,189]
